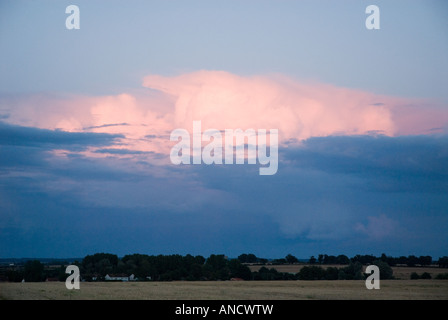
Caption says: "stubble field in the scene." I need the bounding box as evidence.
[1,279,447,300]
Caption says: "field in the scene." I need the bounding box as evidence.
[1,265,447,300]
[1,279,447,300]
[249,264,448,280]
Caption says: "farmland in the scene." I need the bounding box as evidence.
[2,257,447,300]
[1,278,447,300]
[249,264,448,280]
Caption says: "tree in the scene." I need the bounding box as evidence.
[371,260,393,279]
[325,267,339,280]
[437,256,448,268]
[285,254,299,264]
[435,273,448,279]
[318,254,324,265]
[204,254,229,280]
[23,260,44,282]
[297,266,326,280]
[309,256,317,264]
[340,262,363,280]
[336,255,350,265]
[228,259,252,280]
[6,270,23,282]
[410,272,420,280]
[407,255,418,267]
[82,253,119,276]
[237,253,258,264]
[418,256,432,266]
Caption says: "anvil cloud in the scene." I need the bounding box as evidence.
[1,71,447,258]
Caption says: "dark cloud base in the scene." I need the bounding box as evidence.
[1,123,447,258]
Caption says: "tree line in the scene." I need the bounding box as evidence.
[307,253,441,267]
[2,253,448,282]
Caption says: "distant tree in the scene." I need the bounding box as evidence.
[437,256,448,268]
[336,255,350,265]
[351,254,376,265]
[228,259,252,280]
[338,269,348,280]
[325,267,339,280]
[285,254,299,264]
[318,254,324,265]
[397,256,408,265]
[271,258,287,265]
[23,260,44,282]
[247,254,257,263]
[309,256,317,264]
[383,254,397,266]
[340,262,363,280]
[206,254,227,270]
[410,272,420,280]
[58,265,68,282]
[188,263,203,281]
[420,272,431,279]
[6,270,23,282]
[435,273,448,280]
[407,255,418,267]
[238,253,258,264]
[194,255,206,265]
[82,253,119,276]
[204,254,229,280]
[354,269,365,280]
[371,260,393,280]
[297,266,326,280]
[418,256,432,266]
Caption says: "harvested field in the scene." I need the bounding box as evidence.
[248,264,448,280]
[1,280,447,300]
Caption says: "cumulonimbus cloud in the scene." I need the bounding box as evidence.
[143,71,398,141]
[1,70,447,158]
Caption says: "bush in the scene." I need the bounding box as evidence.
[298,266,326,280]
[371,260,394,280]
[435,273,448,280]
[325,267,339,280]
[411,272,432,280]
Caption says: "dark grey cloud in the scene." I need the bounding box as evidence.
[144,134,169,140]
[84,123,129,130]
[283,134,448,193]
[94,148,152,155]
[1,130,447,259]
[0,121,124,150]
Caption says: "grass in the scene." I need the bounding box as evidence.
[1,280,447,300]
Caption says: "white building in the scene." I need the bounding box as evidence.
[104,274,135,281]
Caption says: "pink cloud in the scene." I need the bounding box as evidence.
[143,71,399,142]
[2,70,447,159]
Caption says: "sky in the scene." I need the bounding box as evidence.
[0,0,447,259]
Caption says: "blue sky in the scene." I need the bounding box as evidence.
[1,0,447,100]
[0,0,447,259]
